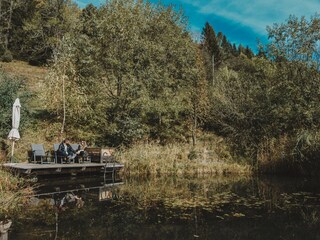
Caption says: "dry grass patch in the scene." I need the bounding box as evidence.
[0,60,47,84]
[117,142,251,177]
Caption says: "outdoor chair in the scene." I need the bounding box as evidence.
[71,143,91,163]
[53,144,65,164]
[31,144,52,164]
[71,144,80,163]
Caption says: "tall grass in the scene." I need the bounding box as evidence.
[257,130,320,175]
[0,169,32,220]
[117,142,251,177]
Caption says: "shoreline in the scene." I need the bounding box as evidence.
[117,143,251,177]
[0,142,251,219]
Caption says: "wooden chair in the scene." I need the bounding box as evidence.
[31,144,52,164]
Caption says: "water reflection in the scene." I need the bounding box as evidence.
[8,176,320,240]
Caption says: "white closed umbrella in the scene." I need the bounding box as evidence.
[8,98,21,160]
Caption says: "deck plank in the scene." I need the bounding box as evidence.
[2,162,124,176]
[3,162,123,169]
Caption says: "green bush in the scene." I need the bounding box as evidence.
[0,45,5,56]
[0,71,31,140]
[187,149,198,160]
[207,57,320,172]
[1,50,13,62]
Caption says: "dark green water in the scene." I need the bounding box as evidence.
[6,175,320,240]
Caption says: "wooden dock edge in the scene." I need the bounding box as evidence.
[1,162,124,176]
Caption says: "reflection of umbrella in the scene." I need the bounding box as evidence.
[8,98,21,160]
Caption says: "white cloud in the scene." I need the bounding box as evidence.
[180,0,320,35]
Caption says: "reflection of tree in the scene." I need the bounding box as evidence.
[54,211,58,240]
[11,177,320,240]
[52,192,85,240]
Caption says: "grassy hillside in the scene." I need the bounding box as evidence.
[0,61,250,176]
[0,61,47,82]
[0,61,53,161]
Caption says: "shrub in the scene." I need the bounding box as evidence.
[1,50,13,62]
[0,45,5,56]
[0,71,31,140]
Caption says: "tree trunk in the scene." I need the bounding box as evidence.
[0,0,2,48]
[61,68,66,134]
[212,54,215,85]
[0,0,2,23]
[192,106,197,146]
[117,74,122,96]
[4,0,13,50]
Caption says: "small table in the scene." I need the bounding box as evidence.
[86,147,101,163]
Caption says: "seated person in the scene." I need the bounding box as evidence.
[58,138,76,162]
[76,140,88,161]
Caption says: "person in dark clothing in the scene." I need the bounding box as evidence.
[58,138,76,162]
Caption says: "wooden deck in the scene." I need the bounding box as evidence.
[2,162,124,176]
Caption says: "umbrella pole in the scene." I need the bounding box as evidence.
[11,140,15,162]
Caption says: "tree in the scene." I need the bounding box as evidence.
[237,44,245,55]
[244,46,254,59]
[80,4,98,37]
[220,34,234,59]
[22,0,80,65]
[232,43,238,56]
[266,14,320,68]
[44,0,199,145]
[0,0,13,51]
[201,22,222,85]
[0,0,16,56]
[188,47,208,146]
[7,0,38,59]
[43,35,91,138]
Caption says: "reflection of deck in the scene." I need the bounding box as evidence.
[33,181,124,197]
[2,162,124,176]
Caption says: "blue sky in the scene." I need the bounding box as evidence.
[73,0,320,51]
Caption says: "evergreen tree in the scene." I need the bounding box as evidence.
[217,32,223,46]
[257,49,267,59]
[201,22,221,62]
[244,46,254,59]
[221,35,229,50]
[232,43,238,56]
[201,22,222,84]
[221,35,234,59]
[238,44,245,55]
[80,4,98,37]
